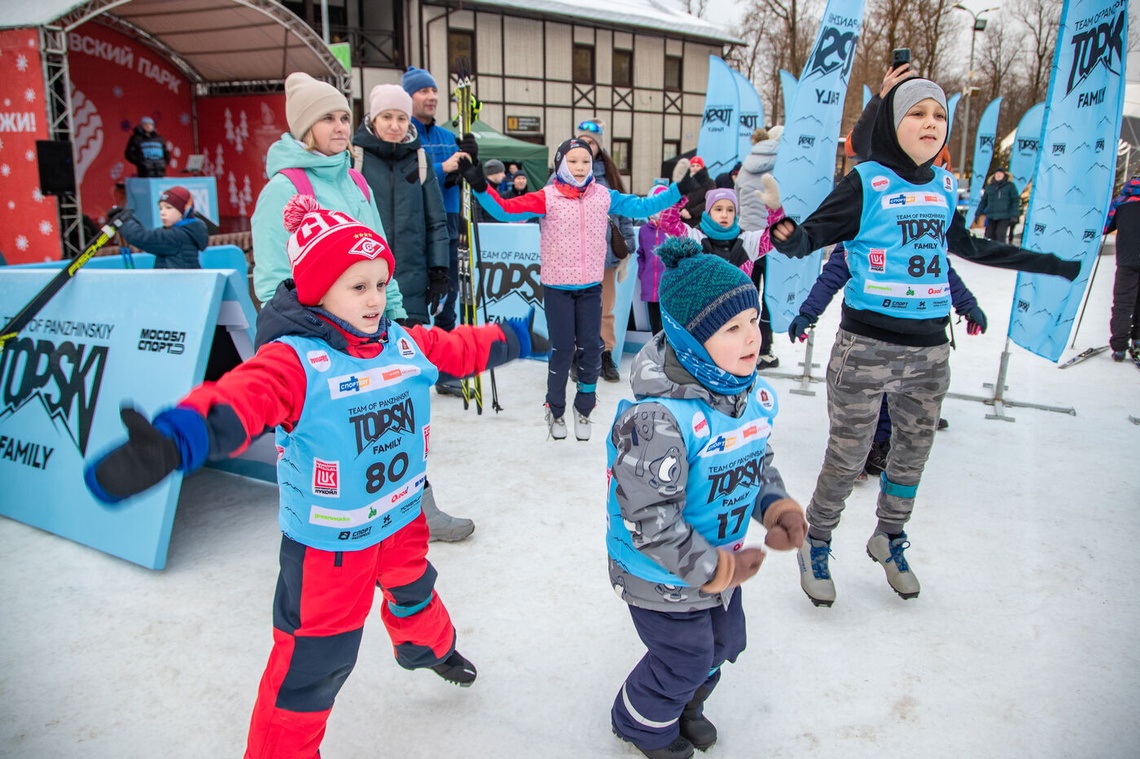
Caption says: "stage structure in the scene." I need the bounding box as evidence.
[1,0,349,261]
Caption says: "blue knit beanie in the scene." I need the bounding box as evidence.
[658,237,758,343]
[401,66,438,95]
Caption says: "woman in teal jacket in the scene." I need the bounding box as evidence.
[250,72,405,319]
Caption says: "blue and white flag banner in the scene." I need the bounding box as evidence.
[732,69,764,162]
[767,0,866,330]
[966,97,1002,220]
[778,70,798,125]
[1008,0,1128,362]
[697,56,741,177]
[862,84,873,109]
[1010,102,1045,190]
[947,92,962,141]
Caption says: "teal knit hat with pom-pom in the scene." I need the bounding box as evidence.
[658,237,759,343]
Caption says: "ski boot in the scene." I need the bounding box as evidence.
[797,537,836,607]
[866,531,920,599]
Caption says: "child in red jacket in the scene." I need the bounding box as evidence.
[85,195,544,759]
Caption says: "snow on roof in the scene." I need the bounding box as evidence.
[442,0,742,46]
[0,0,88,29]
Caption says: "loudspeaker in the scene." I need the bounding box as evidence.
[36,140,76,195]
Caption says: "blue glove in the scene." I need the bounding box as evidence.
[503,308,550,358]
[84,406,208,504]
[788,313,816,343]
[965,306,987,336]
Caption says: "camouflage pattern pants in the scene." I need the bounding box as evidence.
[806,328,951,541]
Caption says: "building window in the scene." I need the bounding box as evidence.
[612,138,632,173]
[664,55,682,91]
[662,141,680,163]
[613,49,633,87]
[573,44,595,84]
[448,30,475,76]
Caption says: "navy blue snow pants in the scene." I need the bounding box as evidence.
[611,591,746,751]
[543,284,601,418]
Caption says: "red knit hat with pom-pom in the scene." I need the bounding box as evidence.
[283,195,395,306]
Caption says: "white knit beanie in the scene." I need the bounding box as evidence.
[285,72,351,140]
[369,84,413,119]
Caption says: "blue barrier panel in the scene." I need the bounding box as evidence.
[0,269,235,569]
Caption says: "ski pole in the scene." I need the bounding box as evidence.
[1069,233,1105,349]
[0,210,133,353]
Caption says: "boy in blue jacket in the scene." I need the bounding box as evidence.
[117,185,208,269]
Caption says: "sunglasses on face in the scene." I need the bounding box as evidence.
[576,120,602,134]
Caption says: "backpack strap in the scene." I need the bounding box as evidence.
[280,166,371,203]
[348,168,371,201]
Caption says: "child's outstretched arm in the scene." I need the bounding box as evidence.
[607,158,704,219]
[118,217,198,257]
[946,212,1080,280]
[457,157,545,222]
[406,308,549,378]
[84,345,309,503]
[770,172,865,258]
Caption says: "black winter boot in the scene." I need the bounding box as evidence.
[600,350,621,382]
[430,650,477,687]
[613,728,695,759]
[679,686,717,750]
[864,440,890,477]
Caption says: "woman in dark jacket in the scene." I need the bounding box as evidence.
[354,84,450,326]
[973,167,1021,243]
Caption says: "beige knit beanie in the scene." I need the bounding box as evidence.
[285,72,351,140]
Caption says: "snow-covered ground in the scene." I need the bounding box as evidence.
[2,253,1137,758]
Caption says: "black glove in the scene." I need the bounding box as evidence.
[426,267,450,316]
[106,206,133,226]
[458,132,479,162]
[84,407,183,504]
[964,306,987,336]
[788,313,816,343]
[676,168,708,197]
[457,156,487,193]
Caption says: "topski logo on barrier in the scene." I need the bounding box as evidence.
[0,337,109,456]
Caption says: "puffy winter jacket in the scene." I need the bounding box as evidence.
[354,121,449,324]
[975,178,1021,222]
[250,133,404,319]
[118,216,207,269]
[735,138,779,231]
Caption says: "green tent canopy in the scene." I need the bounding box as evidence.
[444,120,549,192]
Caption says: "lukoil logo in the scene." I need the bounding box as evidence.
[871,176,890,191]
[313,458,339,497]
[307,350,331,371]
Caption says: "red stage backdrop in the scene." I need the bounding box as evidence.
[196,93,287,219]
[0,28,61,264]
[67,21,193,220]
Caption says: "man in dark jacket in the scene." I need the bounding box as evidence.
[1104,176,1140,362]
[974,167,1021,243]
[124,117,169,177]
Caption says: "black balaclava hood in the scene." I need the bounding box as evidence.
[868,78,947,183]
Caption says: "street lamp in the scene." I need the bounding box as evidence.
[953,4,998,186]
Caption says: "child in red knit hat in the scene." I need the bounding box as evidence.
[85,195,546,759]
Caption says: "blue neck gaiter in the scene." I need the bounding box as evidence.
[662,309,755,396]
[699,213,740,241]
